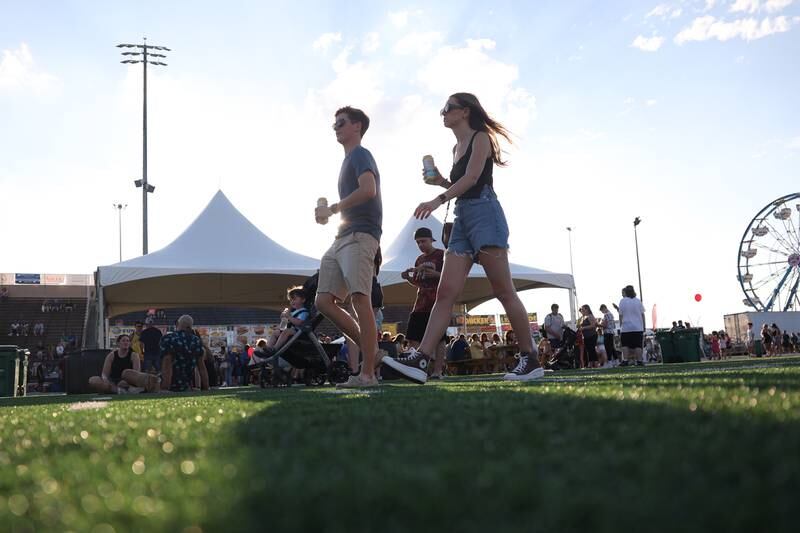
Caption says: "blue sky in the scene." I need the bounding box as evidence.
[2,0,799,329]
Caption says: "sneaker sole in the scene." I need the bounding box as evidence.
[503,367,545,382]
[381,357,427,384]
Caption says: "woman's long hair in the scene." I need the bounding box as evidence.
[451,92,512,167]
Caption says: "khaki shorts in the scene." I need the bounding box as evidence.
[318,232,379,301]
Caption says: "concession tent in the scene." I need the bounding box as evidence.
[378,215,576,315]
[95,190,320,347]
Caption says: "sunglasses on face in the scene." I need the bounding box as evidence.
[440,102,466,116]
[332,118,350,130]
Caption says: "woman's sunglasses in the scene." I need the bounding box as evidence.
[440,102,466,116]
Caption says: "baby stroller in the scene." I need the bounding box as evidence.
[257,273,352,388]
[546,326,578,370]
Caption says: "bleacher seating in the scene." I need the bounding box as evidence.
[0,297,88,354]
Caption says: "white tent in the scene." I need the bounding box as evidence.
[96,190,321,345]
[378,215,576,312]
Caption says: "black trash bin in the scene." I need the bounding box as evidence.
[64,349,109,394]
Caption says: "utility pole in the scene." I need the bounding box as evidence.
[117,37,170,254]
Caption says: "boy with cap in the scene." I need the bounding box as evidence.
[401,227,446,378]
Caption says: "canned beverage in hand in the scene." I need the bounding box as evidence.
[316,197,329,225]
[422,155,437,184]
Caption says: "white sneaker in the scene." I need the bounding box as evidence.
[127,386,145,394]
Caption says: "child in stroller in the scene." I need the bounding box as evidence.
[256,273,351,387]
[545,325,579,370]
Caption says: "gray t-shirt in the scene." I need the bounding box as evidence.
[544,312,564,340]
[337,145,382,241]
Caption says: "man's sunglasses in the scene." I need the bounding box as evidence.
[332,118,349,130]
[440,102,466,116]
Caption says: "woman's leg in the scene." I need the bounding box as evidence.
[418,253,473,355]
[120,369,160,392]
[478,248,534,354]
[88,376,116,393]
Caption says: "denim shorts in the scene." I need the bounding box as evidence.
[448,186,510,261]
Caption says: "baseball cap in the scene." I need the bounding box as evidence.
[414,227,435,241]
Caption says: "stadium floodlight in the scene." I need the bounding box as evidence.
[117,36,171,255]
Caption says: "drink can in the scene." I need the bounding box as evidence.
[316,197,328,225]
[422,155,437,183]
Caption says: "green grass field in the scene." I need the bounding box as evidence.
[1,356,798,533]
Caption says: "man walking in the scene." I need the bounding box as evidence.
[401,227,446,378]
[314,106,382,388]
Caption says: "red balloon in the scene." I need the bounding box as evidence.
[694,293,702,302]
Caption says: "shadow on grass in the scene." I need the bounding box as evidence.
[196,380,797,533]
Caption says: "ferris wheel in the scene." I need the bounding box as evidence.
[738,192,800,312]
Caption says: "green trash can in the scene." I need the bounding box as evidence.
[656,331,677,363]
[754,339,764,356]
[0,345,27,397]
[673,329,703,363]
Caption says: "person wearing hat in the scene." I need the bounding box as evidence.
[400,227,447,378]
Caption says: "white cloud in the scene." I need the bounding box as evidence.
[624,97,635,105]
[416,39,536,135]
[0,43,59,93]
[704,0,717,11]
[389,10,416,28]
[730,0,794,12]
[362,32,380,54]
[730,0,761,13]
[647,4,683,19]
[765,0,794,12]
[631,34,665,51]
[675,15,793,43]
[788,136,800,149]
[312,32,342,53]
[646,99,658,106]
[393,32,444,56]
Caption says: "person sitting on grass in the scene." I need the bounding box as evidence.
[88,334,160,394]
[159,315,207,392]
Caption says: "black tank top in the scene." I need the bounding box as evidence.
[109,350,133,383]
[449,131,493,200]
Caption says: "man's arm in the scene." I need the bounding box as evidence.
[332,171,376,213]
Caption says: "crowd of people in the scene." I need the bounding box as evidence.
[7,321,45,337]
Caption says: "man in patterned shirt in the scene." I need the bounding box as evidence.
[159,314,206,392]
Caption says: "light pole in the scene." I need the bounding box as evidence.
[566,226,577,326]
[633,217,643,302]
[113,203,127,262]
[117,37,170,255]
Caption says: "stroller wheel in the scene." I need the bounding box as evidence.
[328,361,351,385]
[304,369,327,387]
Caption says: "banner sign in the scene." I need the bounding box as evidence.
[499,312,538,325]
[464,315,495,327]
[15,273,41,284]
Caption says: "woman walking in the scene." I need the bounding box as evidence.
[383,92,541,383]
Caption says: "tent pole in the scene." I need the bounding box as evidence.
[568,287,577,329]
[97,281,105,348]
